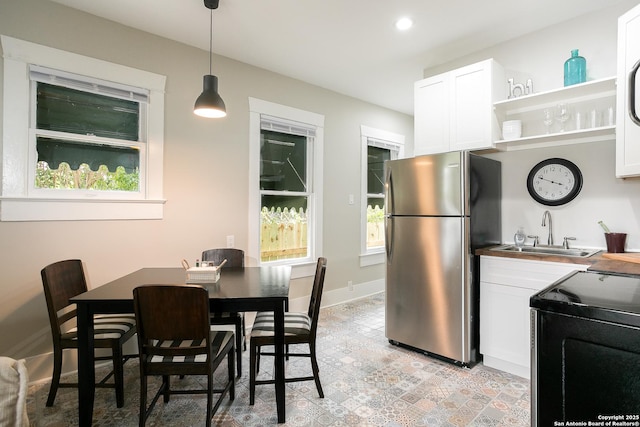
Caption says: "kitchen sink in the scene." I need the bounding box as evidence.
[490,244,599,258]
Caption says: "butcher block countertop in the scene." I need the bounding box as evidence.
[476,246,640,276]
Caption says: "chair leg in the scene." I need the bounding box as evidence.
[206,372,213,427]
[112,344,125,408]
[162,375,171,403]
[235,318,243,377]
[310,342,324,398]
[241,315,247,351]
[249,341,257,405]
[256,345,261,373]
[228,344,235,401]
[139,373,147,427]
[46,345,63,407]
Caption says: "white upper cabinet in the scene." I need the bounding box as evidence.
[616,3,640,178]
[414,74,449,155]
[414,59,505,155]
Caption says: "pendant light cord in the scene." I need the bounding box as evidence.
[208,8,213,75]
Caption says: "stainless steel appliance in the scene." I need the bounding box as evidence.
[384,151,501,366]
[530,270,640,427]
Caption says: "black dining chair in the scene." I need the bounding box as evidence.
[41,259,136,408]
[133,284,235,427]
[249,257,327,404]
[202,248,246,376]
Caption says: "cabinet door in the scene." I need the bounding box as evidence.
[480,281,533,374]
[616,3,640,177]
[479,256,588,379]
[450,61,492,152]
[414,75,449,155]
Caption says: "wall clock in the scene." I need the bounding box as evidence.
[526,158,583,206]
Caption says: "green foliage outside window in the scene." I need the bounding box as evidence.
[367,204,385,248]
[35,161,139,191]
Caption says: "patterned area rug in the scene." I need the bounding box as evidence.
[27,293,530,426]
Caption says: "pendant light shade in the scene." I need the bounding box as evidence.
[194,0,226,118]
[194,74,226,118]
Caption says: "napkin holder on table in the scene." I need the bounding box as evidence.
[186,266,221,283]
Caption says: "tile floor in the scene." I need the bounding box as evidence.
[27,293,530,426]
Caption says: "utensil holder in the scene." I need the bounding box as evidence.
[604,232,627,253]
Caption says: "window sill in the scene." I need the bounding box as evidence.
[360,251,385,267]
[0,197,166,221]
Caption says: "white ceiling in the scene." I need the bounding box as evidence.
[51,0,623,115]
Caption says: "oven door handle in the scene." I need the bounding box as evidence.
[629,58,640,126]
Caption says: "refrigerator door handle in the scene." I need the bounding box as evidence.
[385,166,394,215]
[629,58,640,126]
[385,216,394,263]
[385,167,394,262]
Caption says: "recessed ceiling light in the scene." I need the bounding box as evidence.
[395,17,413,31]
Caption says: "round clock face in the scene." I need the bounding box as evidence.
[526,158,583,206]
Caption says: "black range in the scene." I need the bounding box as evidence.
[531,270,640,326]
[530,270,640,426]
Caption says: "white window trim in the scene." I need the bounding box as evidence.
[0,35,166,221]
[360,125,404,267]
[249,97,324,279]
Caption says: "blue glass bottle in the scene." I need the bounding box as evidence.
[564,49,586,86]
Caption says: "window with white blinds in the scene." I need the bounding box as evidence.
[0,35,166,221]
[30,65,146,194]
[260,114,316,137]
[249,98,324,276]
[360,125,404,264]
[30,65,150,103]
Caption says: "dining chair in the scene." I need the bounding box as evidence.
[133,284,235,427]
[249,257,327,404]
[40,259,136,408]
[201,248,246,376]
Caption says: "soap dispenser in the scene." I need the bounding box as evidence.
[514,227,526,248]
[564,49,586,86]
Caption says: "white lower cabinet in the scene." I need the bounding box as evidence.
[479,256,588,378]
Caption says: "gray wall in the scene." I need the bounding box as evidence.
[423,0,640,251]
[0,0,412,380]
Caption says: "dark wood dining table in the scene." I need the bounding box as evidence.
[70,266,291,425]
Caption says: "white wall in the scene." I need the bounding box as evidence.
[424,0,640,251]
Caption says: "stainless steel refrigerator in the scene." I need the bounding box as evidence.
[384,151,501,366]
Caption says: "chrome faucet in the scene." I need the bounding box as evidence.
[541,210,553,245]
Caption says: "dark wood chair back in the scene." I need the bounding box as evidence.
[40,259,136,408]
[132,284,235,426]
[134,285,211,361]
[249,257,327,404]
[41,259,87,339]
[308,257,327,334]
[201,248,246,376]
[201,248,244,267]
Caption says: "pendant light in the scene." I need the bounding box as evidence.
[194,0,226,118]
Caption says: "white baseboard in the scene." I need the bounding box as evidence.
[24,346,132,385]
[271,278,384,315]
[482,355,529,379]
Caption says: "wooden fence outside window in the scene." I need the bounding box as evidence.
[260,205,385,261]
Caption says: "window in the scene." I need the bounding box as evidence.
[0,36,166,221]
[360,125,404,266]
[31,68,145,195]
[249,98,323,278]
